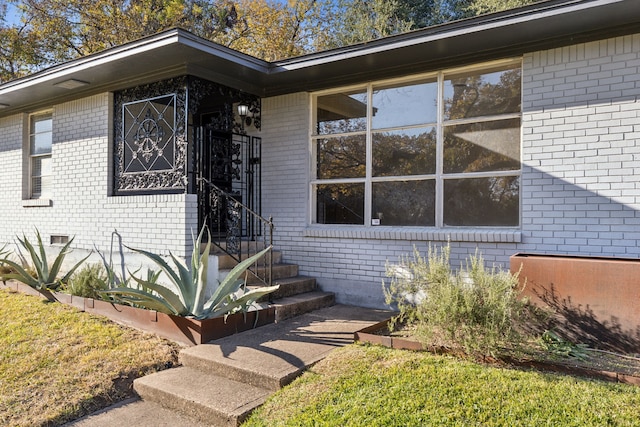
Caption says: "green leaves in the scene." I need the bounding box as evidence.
[102,226,279,320]
[0,229,91,300]
[384,244,536,358]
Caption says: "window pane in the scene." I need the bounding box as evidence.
[317,135,366,179]
[32,156,51,176]
[316,91,367,135]
[444,176,519,226]
[31,114,52,133]
[443,118,520,174]
[31,177,42,198]
[444,66,521,120]
[373,127,436,177]
[30,133,52,155]
[31,175,52,198]
[30,114,52,155]
[372,80,437,129]
[316,183,364,224]
[372,180,435,226]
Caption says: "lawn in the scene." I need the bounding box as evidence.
[244,344,640,427]
[0,288,181,427]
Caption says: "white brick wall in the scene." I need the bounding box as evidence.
[521,34,640,258]
[3,32,640,309]
[261,33,640,308]
[0,93,196,263]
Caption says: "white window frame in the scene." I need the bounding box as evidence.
[28,111,53,200]
[310,58,522,229]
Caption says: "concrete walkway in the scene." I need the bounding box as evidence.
[65,305,391,427]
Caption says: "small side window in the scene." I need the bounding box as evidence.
[29,113,53,199]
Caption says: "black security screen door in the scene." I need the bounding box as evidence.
[196,126,261,237]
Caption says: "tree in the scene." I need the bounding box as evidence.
[467,0,540,15]
[0,0,545,83]
[0,2,46,82]
[211,0,313,61]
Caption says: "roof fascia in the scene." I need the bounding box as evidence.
[270,0,629,72]
[0,29,269,98]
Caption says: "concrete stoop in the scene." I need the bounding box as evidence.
[133,305,392,426]
[66,249,390,427]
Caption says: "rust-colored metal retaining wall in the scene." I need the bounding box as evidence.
[510,253,640,353]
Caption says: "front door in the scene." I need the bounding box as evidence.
[196,124,261,239]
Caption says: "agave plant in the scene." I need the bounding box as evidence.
[101,226,279,319]
[0,229,91,301]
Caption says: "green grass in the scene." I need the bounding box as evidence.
[244,344,640,427]
[0,288,181,427]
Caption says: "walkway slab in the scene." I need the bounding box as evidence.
[134,367,271,426]
[66,305,392,427]
[180,304,392,390]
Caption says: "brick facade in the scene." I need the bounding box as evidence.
[0,93,196,262]
[1,33,639,308]
[521,34,640,258]
[261,33,640,308]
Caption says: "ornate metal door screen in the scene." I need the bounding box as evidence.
[196,127,262,239]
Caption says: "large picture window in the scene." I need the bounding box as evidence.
[311,60,521,227]
[29,112,53,199]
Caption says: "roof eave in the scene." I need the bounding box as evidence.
[262,0,640,95]
[1,0,639,115]
[0,29,271,116]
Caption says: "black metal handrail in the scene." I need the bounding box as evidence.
[197,177,274,287]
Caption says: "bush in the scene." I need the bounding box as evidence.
[62,263,109,299]
[384,244,539,358]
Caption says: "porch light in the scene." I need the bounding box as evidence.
[237,103,252,128]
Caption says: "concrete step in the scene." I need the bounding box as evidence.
[66,398,212,427]
[179,305,393,392]
[220,263,298,285]
[133,366,270,427]
[77,305,393,427]
[255,275,317,301]
[216,250,282,269]
[272,291,335,322]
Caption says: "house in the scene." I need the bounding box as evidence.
[1,0,640,310]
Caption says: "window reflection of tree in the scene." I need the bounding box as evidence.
[317,135,366,179]
[372,180,436,226]
[317,183,364,224]
[445,69,521,120]
[444,176,519,226]
[315,65,521,226]
[443,67,521,226]
[373,129,436,176]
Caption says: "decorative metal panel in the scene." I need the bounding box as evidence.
[113,76,261,194]
[114,78,187,193]
[122,95,176,173]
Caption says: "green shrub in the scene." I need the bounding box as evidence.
[384,244,538,358]
[62,263,109,299]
